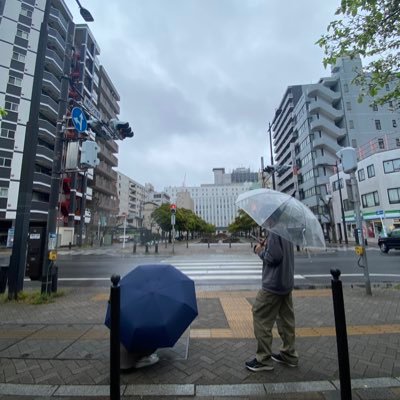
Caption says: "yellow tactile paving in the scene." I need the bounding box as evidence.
[85,289,400,340]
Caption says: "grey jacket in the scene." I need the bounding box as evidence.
[257,232,294,295]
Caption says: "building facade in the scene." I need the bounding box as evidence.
[0,0,74,244]
[117,171,146,228]
[329,137,400,241]
[165,168,259,230]
[273,57,400,237]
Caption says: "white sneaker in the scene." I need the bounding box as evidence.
[134,353,159,369]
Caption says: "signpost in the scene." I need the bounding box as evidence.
[71,107,87,133]
[376,210,387,236]
[170,204,176,254]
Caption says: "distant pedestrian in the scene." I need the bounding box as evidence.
[245,231,298,372]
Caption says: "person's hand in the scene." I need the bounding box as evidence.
[253,242,264,254]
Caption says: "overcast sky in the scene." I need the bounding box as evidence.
[71,1,338,191]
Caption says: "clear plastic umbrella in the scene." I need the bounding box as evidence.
[236,188,326,248]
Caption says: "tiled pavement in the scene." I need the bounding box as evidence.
[2,282,400,399]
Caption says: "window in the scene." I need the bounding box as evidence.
[8,76,22,87]
[367,164,375,178]
[358,169,365,181]
[4,101,18,111]
[372,104,378,111]
[1,128,15,139]
[12,52,25,62]
[0,157,12,167]
[346,101,352,111]
[396,138,400,147]
[393,120,397,128]
[343,83,349,92]
[388,188,400,204]
[375,120,382,130]
[383,158,400,173]
[378,138,385,149]
[0,188,8,198]
[20,4,33,18]
[333,179,343,191]
[16,29,29,40]
[361,191,380,207]
[349,120,354,129]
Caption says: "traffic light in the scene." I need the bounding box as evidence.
[170,204,177,214]
[109,119,134,140]
[87,119,111,139]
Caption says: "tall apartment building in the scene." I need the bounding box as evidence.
[117,172,146,228]
[273,57,400,235]
[165,168,259,230]
[0,0,74,244]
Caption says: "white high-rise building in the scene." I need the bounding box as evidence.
[165,168,260,230]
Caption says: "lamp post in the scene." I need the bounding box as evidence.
[335,161,349,245]
[268,122,276,190]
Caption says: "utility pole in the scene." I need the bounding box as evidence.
[268,122,276,190]
[337,148,371,296]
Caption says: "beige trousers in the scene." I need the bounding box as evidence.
[252,289,298,365]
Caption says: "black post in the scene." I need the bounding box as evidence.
[331,269,352,400]
[145,244,149,253]
[155,243,158,253]
[110,274,120,400]
[133,242,136,253]
[7,0,52,299]
[336,161,348,245]
[41,19,75,294]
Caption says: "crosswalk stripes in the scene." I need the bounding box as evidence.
[162,256,305,282]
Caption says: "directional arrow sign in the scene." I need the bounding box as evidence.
[71,107,88,133]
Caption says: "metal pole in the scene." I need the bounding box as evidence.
[330,269,352,400]
[268,122,276,190]
[41,19,75,294]
[77,172,88,247]
[110,274,120,400]
[122,215,126,249]
[350,172,372,296]
[7,0,52,299]
[336,161,348,245]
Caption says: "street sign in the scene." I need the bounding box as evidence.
[376,210,384,216]
[171,214,176,226]
[71,107,88,133]
[83,97,102,121]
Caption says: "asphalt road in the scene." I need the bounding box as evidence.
[47,248,400,289]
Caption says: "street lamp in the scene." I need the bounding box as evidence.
[267,123,276,190]
[75,0,94,22]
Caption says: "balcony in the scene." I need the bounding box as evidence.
[31,200,49,217]
[45,49,63,75]
[308,99,344,122]
[48,27,66,55]
[38,118,56,144]
[36,145,53,167]
[93,176,117,196]
[49,6,68,33]
[310,115,346,139]
[40,94,58,120]
[307,84,341,103]
[98,142,118,166]
[42,71,61,98]
[33,172,51,193]
[95,162,117,180]
[312,134,340,153]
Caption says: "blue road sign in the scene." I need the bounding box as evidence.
[376,210,384,216]
[71,107,88,133]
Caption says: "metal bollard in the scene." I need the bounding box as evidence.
[133,243,136,254]
[110,274,120,400]
[229,240,232,248]
[331,269,352,400]
[207,239,210,248]
[145,244,149,253]
[155,243,158,253]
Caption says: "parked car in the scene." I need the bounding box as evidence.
[118,235,131,243]
[378,228,400,253]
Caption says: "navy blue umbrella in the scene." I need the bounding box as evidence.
[105,264,198,353]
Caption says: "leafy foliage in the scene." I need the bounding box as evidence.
[151,204,215,236]
[0,107,7,118]
[228,209,258,234]
[317,0,400,105]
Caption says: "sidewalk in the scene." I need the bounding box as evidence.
[2,277,400,398]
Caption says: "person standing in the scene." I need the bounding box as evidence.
[245,231,298,371]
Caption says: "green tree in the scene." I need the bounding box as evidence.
[228,209,257,236]
[317,0,400,105]
[0,107,7,118]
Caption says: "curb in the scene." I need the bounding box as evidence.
[1,377,400,397]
